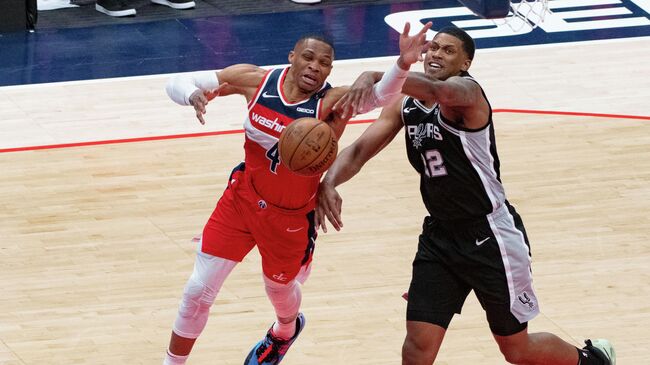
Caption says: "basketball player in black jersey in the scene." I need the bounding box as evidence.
[316,25,615,365]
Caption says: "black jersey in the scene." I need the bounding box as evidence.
[402,73,506,221]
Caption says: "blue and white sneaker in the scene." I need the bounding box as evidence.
[584,339,616,365]
[244,313,306,365]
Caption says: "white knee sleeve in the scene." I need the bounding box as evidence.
[264,275,302,320]
[295,263,312,285]
[173,252,237,338]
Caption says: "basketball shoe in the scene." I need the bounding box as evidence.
[244,313,306,365]
[150,0,195,10]
[95,0,135,17]
[583,339,616,365]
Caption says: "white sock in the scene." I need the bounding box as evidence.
[163,350,189,365]
[272,319,296,340]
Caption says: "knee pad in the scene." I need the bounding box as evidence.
[173,253,237,338]
[295,263,312,285]
[173,274,215,338]
[264,276,302,320]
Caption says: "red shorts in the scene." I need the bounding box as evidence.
[201,164,316,284]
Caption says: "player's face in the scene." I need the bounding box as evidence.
[288,39,334,93]
[423,33,471,80]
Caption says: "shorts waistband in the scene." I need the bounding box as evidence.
[427,203,511,229]
[239,171,316,216]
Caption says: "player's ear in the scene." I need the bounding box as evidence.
[288,50,295,64]
[461,58,471,72]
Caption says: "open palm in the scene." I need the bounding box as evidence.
[399,21,433,66]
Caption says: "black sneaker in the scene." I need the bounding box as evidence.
[150,0,195,10]
[95,0,136,17]
[584,339,616,365]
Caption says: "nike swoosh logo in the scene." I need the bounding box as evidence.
[262,91,281,98]
[403,107,417,113]
[475,237,490,246]
[286,227,304,233]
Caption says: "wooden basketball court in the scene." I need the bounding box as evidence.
[1,37,649,365]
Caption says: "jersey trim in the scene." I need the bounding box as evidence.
[413,99,436,113]
[437,114,460,137]
[277,67,330,106]
[247,69,274,110]
[316,94,325,120]
[459,130,499,211]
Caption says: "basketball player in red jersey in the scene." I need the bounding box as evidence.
[162,25,431,365]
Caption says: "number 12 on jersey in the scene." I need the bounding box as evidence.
[422,149,447,177]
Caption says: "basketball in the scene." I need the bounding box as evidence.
[279,117,338,176]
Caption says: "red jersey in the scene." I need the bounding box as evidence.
[242,67,332,210]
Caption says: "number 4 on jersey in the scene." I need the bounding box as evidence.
[266,142,281,173]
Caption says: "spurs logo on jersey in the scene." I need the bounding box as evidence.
[401,72,506,221]
[243,67,331,210]
[406,120,443,148]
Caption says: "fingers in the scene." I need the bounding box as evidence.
[205,90,218,101]
[419,21,433,36]
[315,208,328,233]
[215,82,230,94]
[333,94,352,120]
[321,199,342,232]
[347,91,362,119]
[335,77,378,119]
[322,194,343,231]
[196,110,206,125]
[421,40,433,53]
[206,82,230,101]
[194,102,207,125]
[324,208,342,232]
[356,87,373,116]
[334,197,343,228]
[190,91,209,125]
[334,93,359,120]
[316,187,344,232]
[402,22,411,37]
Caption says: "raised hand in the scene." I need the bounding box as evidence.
[398,21,433,69]
[332,72,379,120]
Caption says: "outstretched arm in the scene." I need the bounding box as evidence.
[316,99,404,232]
[166,64,267,124]
[401,73,482,107]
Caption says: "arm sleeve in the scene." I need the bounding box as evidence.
[165,71,220,106]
